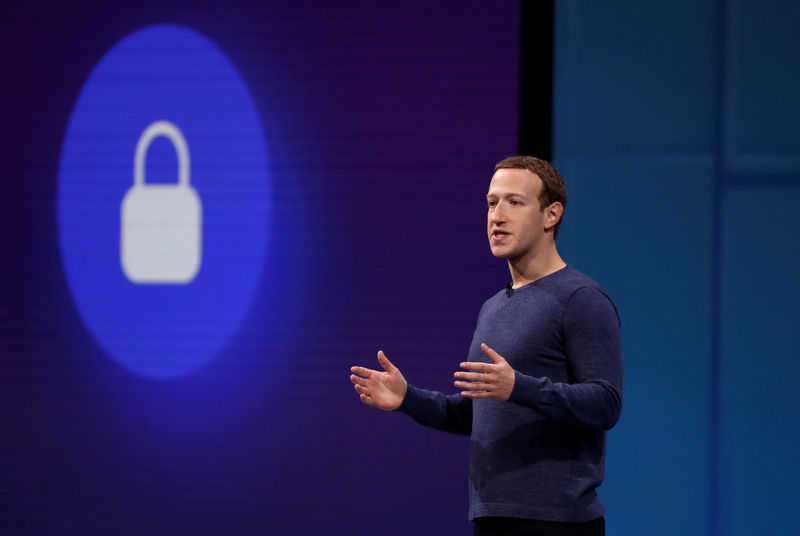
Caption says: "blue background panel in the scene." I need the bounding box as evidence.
[726,0,800,172]
[554,0,716,155]
[555,155,713,536]
[553,1,800,535]
[719,187,800,536]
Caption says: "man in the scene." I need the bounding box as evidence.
[350,156,623,536]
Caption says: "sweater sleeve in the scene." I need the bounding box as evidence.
[507,286,623,430]
[396,384,473,436]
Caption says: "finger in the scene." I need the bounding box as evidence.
[459,390,490,398]
[350,374,370,387]
[481,343,506,364]
[454,380,490,390]
[354,384,370,396]
[377,350,397,373]
[360,393,374,405]
[350,366,377,378]
[454,371,489,382]
[459,361,492,372]
[460,390,491,398]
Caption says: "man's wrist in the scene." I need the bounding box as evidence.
[507,370,544,408]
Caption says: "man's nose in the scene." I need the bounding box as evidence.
[490,203,506,223]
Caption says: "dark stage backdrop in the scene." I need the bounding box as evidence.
[0,1,518,534]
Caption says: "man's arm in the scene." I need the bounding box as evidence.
[396,384,472,436]
[351,351,472,436]
[454,286,623,431]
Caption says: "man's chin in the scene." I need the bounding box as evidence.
[489,246,513,259]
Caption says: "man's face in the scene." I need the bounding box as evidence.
[486,168,550,261]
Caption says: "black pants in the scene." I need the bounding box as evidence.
[472,516,604,536]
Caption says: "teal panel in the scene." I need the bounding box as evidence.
[555,154,713,536]
[719,187,800,536]
[553,0,716,155]
[726,0,800,173]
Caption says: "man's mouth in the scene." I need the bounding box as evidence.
[492,230,510,242]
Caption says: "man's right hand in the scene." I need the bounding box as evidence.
[350,351,408,411]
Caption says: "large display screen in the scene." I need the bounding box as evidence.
[1,2,519,534]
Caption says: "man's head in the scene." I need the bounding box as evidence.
[486,156,566,262]
[493,156,567,238]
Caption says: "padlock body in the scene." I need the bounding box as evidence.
[121,185,202,283]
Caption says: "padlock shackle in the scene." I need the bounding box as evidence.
[134,120,190,187]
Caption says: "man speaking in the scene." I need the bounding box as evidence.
[350,156,623,536]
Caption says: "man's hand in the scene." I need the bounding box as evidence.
[350,351,408,411]
[454,343,515,401]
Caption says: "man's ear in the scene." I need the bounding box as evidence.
[543,202,564,231]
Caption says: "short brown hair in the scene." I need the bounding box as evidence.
[494,155,567,238]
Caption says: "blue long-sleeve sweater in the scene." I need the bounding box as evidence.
[397,265,623,523]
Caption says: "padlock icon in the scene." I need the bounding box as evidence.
[120,120,202,284]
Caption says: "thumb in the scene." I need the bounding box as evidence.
[481,343,506,364]
[377,350,397,372]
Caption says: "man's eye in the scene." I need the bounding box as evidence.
[510,200,521,206]
[487,201,497,207]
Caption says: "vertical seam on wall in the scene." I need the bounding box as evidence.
[710,1,728,535]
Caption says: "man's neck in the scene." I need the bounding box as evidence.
[507,243,566,288]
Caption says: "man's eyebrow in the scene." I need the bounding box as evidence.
[486,191,528,198]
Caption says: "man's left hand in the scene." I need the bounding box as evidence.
[454,343,515,401]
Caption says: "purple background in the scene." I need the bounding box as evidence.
[0,1,518,533]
